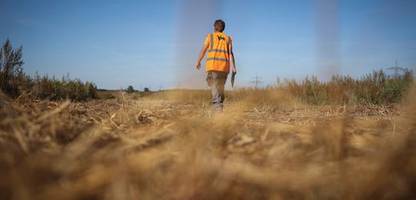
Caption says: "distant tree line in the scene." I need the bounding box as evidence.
[125,85,151,94]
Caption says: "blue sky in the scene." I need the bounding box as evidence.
[1,0,415,89]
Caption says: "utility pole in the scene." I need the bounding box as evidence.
[250,75,263,89]
[275,76,281,87]
[387,59,405,77]
[394,60,399,77]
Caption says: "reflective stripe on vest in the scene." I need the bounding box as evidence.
[207,49,228,53]
[207,57,229,62]
[210,33,214,49]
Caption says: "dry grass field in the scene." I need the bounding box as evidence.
[1,86,416,200]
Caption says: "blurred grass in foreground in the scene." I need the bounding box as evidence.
[0,85,415,199]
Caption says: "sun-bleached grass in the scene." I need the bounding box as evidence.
[1,84,415,199]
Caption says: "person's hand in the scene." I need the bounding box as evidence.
[231,66,237,74]
[195,62,201,70]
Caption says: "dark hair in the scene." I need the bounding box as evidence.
[214,19,225,32]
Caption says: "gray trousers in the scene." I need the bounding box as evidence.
[206,71,228,110]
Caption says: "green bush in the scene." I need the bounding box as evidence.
[126,85,135,93]
[0,39,97,101]
[0,39,25,97]
[286,70,414,105]
[30,74,98,101]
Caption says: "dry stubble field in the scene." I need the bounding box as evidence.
[1,88,416,200]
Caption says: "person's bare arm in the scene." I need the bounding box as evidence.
[195,43,209,70]
[229,37,237,73]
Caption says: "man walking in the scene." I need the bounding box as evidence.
[195,19,237,111]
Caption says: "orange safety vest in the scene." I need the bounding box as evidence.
[205,32,231,72]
